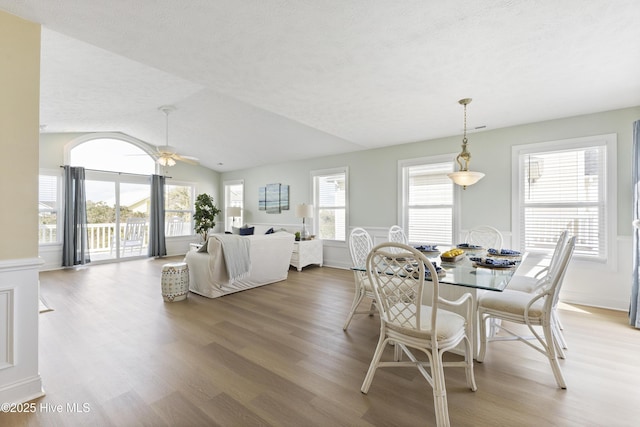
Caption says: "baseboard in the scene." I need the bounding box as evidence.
[0,372,44,404]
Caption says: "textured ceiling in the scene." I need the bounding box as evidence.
[2,0,639,172]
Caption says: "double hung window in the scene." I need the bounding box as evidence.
[312,168,347,241]
[165,184,195,237]
[513,134,615,260]
[38,172,60,244]
[224,180,244,231]
[399,156,457,245]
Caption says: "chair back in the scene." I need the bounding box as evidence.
[547,230,570,277]
[388,225,408,245]
[543,236,576,314]
[466,225,503,249]
[530,230,571,293]
[165,216,183,237]
[124,217,147,243]
[366,242,440,334]
[349,228,373,269]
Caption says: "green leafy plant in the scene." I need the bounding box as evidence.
[193,193,221,241]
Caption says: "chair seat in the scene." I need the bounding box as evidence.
[359,275,374,292]
[388,303,466,340]
[479,289,545,319]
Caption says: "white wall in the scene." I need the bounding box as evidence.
[222,106,640,311]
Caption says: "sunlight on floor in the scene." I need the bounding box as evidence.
[558,302,591,314]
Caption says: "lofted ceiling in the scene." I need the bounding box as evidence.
[1,0,639,172]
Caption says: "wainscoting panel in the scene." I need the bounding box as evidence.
[0,257,44,404]
[0,289,14,370]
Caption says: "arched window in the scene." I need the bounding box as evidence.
[64,134,158,261]
[68,133,155,174]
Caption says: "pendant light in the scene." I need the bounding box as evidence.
[447,98,485,189]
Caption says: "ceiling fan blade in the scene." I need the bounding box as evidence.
[175,154,199,165]
[156,145,178,155]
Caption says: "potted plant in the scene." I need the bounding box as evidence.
[193,193,221,241]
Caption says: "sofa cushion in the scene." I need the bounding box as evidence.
[239,226,255,236]
[232,225,255,235]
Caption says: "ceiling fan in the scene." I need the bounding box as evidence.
[155,105,199,166]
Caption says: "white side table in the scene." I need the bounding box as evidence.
[189,243,203,252]
[291,239,323,271]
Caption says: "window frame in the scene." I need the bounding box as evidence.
[65,132,158,175]
[511,133,617,266]
[38,168,63,246]
[398,154,461,246]
[164,181,196,237]
[311,167,348,242]
[224,179,244,231]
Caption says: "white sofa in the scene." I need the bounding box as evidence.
[185,229,295,298]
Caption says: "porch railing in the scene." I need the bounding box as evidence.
[39,221,192,252]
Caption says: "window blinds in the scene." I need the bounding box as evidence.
[405,162,454,244]
[520,146,605,258]
[315,171,346,241]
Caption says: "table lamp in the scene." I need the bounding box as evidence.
[227,206,241,229]
[295,203,314,240]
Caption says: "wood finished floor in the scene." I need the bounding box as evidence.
[2,256,639,426]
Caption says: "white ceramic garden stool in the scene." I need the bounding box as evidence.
[161,262,189,302]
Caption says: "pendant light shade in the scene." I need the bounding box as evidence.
[448,170,485,187]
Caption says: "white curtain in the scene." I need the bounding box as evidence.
[631,120,640,328]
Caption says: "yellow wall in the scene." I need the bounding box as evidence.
[0,11,40,259]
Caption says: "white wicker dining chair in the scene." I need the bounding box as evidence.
[508,230,570,356]
[465,225,503,249]
[388,225,408,244]
[477,236,576,389]
[343,228,377,330]
[387,225,408,255]
[361,242,477,427]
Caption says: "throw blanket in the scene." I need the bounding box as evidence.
[212,234,251,281]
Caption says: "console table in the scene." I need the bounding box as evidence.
[291,239,323,271]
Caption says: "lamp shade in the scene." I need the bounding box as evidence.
[227,206,241,217]
[448,171,485,188]
[295,204,313,218]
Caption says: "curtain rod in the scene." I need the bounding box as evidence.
[59,166,172,179]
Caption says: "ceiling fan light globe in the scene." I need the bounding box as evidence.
[157,156,176,167]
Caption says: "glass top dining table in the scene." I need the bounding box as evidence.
[353,247,525,292]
